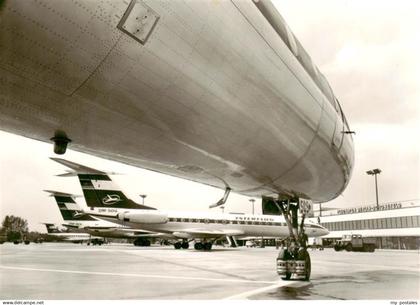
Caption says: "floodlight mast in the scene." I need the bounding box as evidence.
[366,168,381,208]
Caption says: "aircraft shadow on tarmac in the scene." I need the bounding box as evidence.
[255,270,420,300]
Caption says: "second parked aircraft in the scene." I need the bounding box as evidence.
[51,158,329,250]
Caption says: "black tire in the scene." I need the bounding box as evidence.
[304,252,311,281]
[345,244,353,252]
[204,243,212,251]
[144,240,151,247]
[282,272,292,280]
[174,242,182,249]
[297,249,311,281]
[182,242,189,249]
[194,242,203,250]
[334,245,341,251]
[278,249,292,280]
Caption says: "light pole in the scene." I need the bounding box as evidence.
[366,168,381,208]
[249,198,255,214]
[318,203,322,224]
[139,194,147,205]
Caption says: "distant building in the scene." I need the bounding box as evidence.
[313,200,420,250]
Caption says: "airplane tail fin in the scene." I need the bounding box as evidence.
[44,190,97,221]
[50,158,156,210]
[43,223,62,234]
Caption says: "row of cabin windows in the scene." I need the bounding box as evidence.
[322,216,420,231]
[254,2,343,118]
[167,217,286,226]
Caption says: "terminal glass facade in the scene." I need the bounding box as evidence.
[322,215,420,231]
[321,215,420,250]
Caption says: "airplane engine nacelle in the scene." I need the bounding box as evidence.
[118,211,168,224]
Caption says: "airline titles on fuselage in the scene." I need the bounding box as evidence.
[234,216,275,222]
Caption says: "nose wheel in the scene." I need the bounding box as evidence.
[277,246,311,281]
[265,196,313,281]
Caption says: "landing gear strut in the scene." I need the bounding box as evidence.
[265,196,312,281]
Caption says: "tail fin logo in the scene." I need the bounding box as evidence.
[72,211,85,218]
[102,194,123,205]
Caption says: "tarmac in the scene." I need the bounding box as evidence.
[0,243,419,300]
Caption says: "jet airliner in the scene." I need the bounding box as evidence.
[51,158,329,251]
[0,0,352,280]
[43,223,98,244]
[45,190,168,246]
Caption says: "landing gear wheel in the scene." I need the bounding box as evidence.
[283,272,292,280]
[181,241,189,249]
[278,249,292,280]
[303,251,311,281]
[174,242,182,249]
[204,242,212,251]
[297,248,311,281]
[194,242,203,250]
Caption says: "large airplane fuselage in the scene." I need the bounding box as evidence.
[95,209,329,238]
[0,0,354,201]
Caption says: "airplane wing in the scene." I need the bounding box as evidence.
[86,226,166,236]
[129,232,172,238]
[64,236,91,242]
[62,223,81,229]
[81,213,171,238]
[172,228,244,239]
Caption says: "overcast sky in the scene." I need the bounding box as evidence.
[276,0,419,207]
[1,0,419,232]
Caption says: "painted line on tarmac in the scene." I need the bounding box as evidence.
[0,265,276,285]
[224,281,288,299]
[224,280,310,300]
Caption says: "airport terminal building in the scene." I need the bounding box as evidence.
[314,200,420,250]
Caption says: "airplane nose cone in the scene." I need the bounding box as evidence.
[321,227,329,236]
